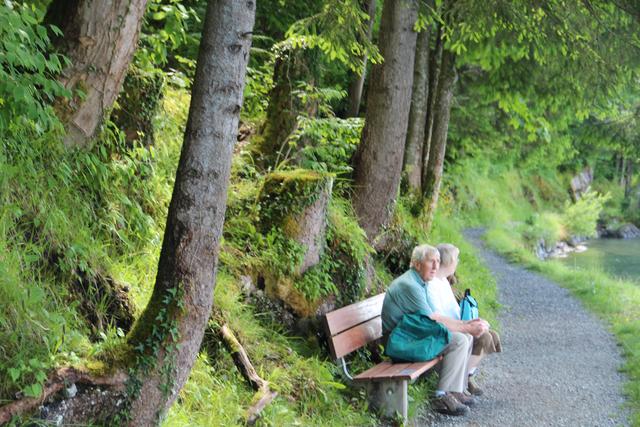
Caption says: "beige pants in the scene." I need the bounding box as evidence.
[436,332,473,392]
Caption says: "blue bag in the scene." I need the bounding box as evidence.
[459,288,479,321]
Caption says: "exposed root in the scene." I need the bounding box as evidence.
[0,367,127,425]
[219,324,277,425]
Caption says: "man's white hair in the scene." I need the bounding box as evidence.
[410,244,439,269]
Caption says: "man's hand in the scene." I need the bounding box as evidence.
[465,319,489,338]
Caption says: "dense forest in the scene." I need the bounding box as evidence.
[0,0,639,425]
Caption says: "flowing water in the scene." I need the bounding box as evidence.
[561,238,640,283]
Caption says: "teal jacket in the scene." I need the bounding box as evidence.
[381,269,435,333]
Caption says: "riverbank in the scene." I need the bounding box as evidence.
[485,226,640,425]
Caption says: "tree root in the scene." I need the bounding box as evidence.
[219,324,278,425]
[0,367,127,425]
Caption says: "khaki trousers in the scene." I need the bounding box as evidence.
[436,332,473,392]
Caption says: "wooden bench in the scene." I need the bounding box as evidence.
[324,293,440,422]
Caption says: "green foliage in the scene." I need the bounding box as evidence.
[291,117,363,176]
[562,190,610,238]
[323,197,373,304]
[0,2,69,137]
[0,86,185,401]
[135,0,201,80]
[523,212,566,249]
[285,0,381,71]
[243,53,275,122]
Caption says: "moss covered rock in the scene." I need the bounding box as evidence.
[258,169,333,274]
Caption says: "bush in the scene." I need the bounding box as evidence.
[562,190,609,238]
[523,211,566,249]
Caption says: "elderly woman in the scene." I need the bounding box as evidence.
[428,243,502,396]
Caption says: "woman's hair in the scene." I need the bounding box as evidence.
[410,244,439,269]
[437,243,459,268]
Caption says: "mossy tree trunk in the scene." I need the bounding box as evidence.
[422,48,457,232]
[402,25,431,193]
[346,0,377,118]
[352,0,419,242]
[124,1,255,425]
[45,0,148,148]
[259,46,319,168]
[111,67,165,148]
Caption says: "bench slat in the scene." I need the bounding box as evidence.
[352,361,395,379]
[353,358,441,382]
[325,293,385,337]
[328,316,382,359]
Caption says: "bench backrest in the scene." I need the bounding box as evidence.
[324,293,385,359]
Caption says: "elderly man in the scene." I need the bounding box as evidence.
[381,244,489,416]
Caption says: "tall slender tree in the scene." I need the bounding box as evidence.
[403,24,431,192]
[346,0,377,117]
[124,0,255,423]
[421,24,443,179]
[352,0,419,242]
[45,0,148,147]
[422,48,457,231]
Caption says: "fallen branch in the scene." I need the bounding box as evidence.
[219,324,277,425]
[0,367,127,425]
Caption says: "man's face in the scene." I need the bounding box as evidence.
[419,254,440,281]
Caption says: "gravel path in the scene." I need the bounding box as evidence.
[419,228,629,427]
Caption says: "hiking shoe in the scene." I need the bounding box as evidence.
[467,377,484,396]
[451,391,477,407]
[432,393,469,416]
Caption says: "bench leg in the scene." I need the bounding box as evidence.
[365,379,408,423]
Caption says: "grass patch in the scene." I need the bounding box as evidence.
[165,272,377,427]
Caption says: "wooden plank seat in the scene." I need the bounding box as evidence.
[324,293,441,423]
[353,359,440,382]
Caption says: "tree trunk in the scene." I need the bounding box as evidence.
[259,47,318,168]
[346,0,377,117]
[402,27,431,193]
[124,1,255,425]
[624,159,634,198]
[620,155,627,186]
[422,48,457,231]
[45,0,148,148]
[422,25,443,173]
[352,0,419,242]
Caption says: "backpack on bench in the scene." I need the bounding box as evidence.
[459,288,479,321]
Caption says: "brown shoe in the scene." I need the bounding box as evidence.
[431,393,469,416]
[451,391,476,407]
[467,377,484,396]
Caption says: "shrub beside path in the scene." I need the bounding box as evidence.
[421,228,629,426]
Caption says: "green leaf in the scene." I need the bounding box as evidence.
[8,368,21,382]
[23,383,43,398]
